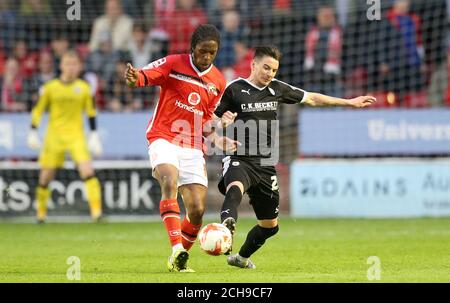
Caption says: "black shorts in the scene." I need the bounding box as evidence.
[218,156,279,220]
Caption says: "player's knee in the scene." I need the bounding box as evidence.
[159,175,178,195]
[226,182,244,194]
[226,185,243,202]
[38,178,52,188]
[187,203,205,222]
[78,164,94,179]
[82,174,96,181]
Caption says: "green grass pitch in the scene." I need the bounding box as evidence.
[1,218,449,282]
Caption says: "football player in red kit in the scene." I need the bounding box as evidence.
[125,24,238,272]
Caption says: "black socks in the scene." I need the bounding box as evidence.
[220,185,243,223]
[239,225,279,258]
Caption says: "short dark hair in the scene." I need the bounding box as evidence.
[190,24,221,52]
[61,49,81,61]
[254,45,282,61]
[133,21,148,32]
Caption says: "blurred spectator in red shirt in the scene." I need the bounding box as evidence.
[304,5,343,97]
[12,40,38,78]
[158,0,207,54]
[222,40,253,82]
[1,58,26,111]
[0,47,6,77]
[153,0,176,19]
[22,51,55,110]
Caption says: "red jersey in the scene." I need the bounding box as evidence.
[136,54,226,151]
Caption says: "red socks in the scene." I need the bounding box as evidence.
[160,199,181,247]
[160,199,202,251]
[181,217,202,251]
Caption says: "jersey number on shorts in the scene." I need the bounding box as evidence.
[271,175,279,191]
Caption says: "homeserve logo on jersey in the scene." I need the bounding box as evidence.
[175,99,203,116]
[174,92,203,115]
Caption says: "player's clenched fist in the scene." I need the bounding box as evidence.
[125,63,138,87]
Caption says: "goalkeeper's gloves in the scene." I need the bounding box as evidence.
[27,129,41,150]
[88,131,103,156]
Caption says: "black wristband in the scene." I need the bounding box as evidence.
[88,117,97,131]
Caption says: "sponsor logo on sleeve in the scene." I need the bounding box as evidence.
[143,58,167,70]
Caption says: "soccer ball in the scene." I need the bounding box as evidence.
[198,223,232,256]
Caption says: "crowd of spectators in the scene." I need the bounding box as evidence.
[0,0,448,112]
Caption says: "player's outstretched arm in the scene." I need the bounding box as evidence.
[125,63,138,87]
[304,93,376,108]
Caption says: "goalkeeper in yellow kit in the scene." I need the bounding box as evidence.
[27,51,103,223]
